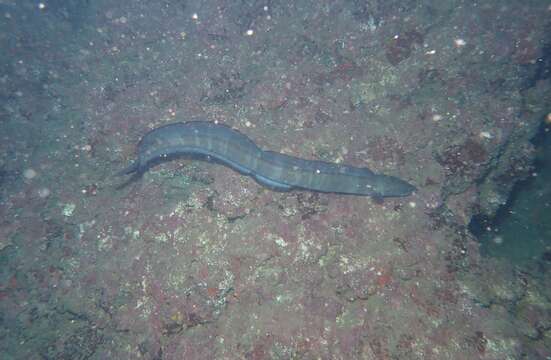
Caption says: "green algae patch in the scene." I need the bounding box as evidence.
[350,61,400,107]
[61,203,76,217]
[337,303,365,328]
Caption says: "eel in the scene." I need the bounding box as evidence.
[118,121,416,197]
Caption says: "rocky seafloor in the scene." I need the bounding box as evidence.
[1,0,550,359]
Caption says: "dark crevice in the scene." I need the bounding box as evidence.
[469,121,551,256]
[522,36,551,89]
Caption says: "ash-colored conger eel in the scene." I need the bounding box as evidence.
[118,121,416,197]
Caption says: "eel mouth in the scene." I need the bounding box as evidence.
[116,162,139,177]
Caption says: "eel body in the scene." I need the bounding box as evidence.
[118,121,416,197]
